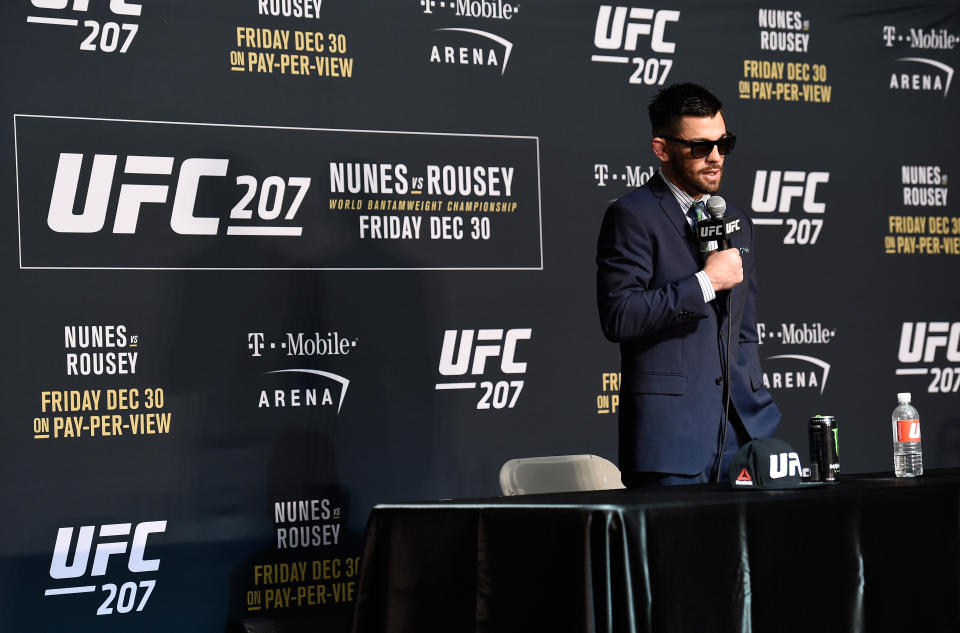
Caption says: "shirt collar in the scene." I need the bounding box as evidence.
[658,168,710,213]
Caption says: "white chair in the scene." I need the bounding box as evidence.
[499,454,625,496]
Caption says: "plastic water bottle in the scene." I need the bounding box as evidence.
[892,392,923,477]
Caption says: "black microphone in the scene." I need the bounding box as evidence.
[701,196,740,482]
[695,196,742,251]
[707,197,730,251]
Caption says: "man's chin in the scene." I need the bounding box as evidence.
[699,177,723,195]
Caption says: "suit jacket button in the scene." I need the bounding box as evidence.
[715,376,723,385]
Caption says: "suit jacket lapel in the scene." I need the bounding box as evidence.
[649,174,742,330]
[649,173,701,265]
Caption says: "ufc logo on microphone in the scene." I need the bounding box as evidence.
[699,224,724,238]
[697,218,741,239]
[49,521,166,579]
[438,328,531,376]
[751,170,829,213]
[593,6,679,53]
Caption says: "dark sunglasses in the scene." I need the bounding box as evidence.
[661,133,736,159]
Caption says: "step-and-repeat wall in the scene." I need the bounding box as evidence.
[1,1,958,630]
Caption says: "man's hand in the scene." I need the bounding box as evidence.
[703,249,743,292]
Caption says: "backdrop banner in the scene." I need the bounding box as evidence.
[1,1,958,630]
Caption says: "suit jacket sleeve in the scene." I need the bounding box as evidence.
[735,214,764,382]
[596,200,710,343]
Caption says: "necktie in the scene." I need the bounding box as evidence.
[689,200,712,253]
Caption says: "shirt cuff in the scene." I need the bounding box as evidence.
[695,270,716,303]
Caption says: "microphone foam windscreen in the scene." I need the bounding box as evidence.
[706,196,726,219]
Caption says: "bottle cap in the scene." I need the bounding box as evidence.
[897,392,911,402]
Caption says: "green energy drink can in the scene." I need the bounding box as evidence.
[808,415,839,482]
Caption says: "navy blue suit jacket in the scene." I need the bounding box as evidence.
[596,173,780,476]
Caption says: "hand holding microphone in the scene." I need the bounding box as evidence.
[703,249,743,291]
[696,196,744,291]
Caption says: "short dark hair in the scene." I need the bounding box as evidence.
[648,83,723,136]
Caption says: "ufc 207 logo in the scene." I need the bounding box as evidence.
[591,6,678,86]
[751,170,829,246]
[46,153,310,236]
[897,322,960,394]
[45,520,166,616]
[29,1,143,54]
[435,328,531,410]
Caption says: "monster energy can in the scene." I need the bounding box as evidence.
[808,415,839,482]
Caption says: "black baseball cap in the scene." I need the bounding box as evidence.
[728,438,829,489]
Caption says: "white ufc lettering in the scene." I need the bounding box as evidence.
[46,153,228,235]
[49,520,166,579]
[898,322,960,363]
[593,6,679,53]
[47,153,116,233]
[171,158,229,235]
[31,0,142,16]
[751,170,829,213]
[769,452,802,478]
[438,328,532,376]
[113,156,174,233]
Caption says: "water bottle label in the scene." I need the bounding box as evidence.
[896,419,921,442]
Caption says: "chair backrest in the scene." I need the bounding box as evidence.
[499,454,625,496]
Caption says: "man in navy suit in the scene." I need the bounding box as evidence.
[596,83,780,486]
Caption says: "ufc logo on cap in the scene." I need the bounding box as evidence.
[769,452,803,479]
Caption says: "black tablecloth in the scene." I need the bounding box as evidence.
[352,470,960,633]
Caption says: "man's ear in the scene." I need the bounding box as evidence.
[651,137,670,163]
